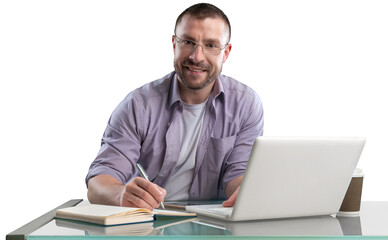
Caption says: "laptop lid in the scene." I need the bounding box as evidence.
[231,137,365,221]
[186,137,365,221]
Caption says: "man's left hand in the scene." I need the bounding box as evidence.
[222,186,240,207]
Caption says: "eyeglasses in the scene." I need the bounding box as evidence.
[174,35,228,56]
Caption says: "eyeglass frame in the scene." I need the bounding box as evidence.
[173,35,229,56]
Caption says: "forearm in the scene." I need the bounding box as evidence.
[225,175,243,198]
[87,174,125,206]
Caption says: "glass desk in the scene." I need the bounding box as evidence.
[7,200,388,239]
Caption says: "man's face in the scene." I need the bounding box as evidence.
[173,15,231,90]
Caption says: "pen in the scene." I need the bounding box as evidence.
[136,163,165,210]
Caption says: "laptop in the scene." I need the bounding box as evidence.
[186,137,366,221]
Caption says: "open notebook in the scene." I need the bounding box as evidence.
[56,203,196,226]
[186,137,366,221]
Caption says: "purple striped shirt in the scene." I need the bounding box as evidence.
[86,72,264,200]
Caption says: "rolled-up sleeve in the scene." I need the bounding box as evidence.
[221,90,264,192]
[86,93,143,186]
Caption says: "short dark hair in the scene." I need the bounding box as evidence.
[174,3,231,43]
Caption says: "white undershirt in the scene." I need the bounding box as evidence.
[164,100,207,200]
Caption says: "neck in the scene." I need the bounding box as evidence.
[178,81,214,105]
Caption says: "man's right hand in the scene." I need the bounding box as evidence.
[87,174,166,211]
[120,177,166,210]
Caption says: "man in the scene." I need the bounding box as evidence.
[86,3,264,210]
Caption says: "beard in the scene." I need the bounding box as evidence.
[174,58,222,90]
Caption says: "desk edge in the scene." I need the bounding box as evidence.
[6,199,83,240]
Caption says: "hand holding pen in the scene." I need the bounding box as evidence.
[119,164,166,210]
[136,163,166,209]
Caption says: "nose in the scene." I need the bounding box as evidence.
[189,44,206,62]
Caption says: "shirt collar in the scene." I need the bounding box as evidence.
[211,74,225,102]
[168,72,225,108]
[168,73,181,108]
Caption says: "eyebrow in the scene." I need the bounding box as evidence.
[179,34,222,45]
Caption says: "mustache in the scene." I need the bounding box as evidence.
[182,59,210,70]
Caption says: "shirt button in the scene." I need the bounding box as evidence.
[168,122,171,126]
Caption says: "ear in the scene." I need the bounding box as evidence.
[222,44,232,63]
[172,35,176,53]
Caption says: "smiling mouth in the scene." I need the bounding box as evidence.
[185,66,207,73]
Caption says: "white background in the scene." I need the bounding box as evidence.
[1,0,387,237]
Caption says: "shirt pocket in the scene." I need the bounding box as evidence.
[205,135,237,173]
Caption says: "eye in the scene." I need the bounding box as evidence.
[183,40,195,46]
[205,43,219,49]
